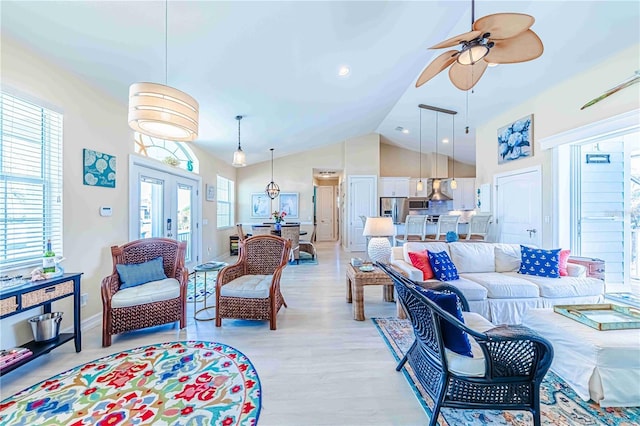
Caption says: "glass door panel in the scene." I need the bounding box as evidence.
[176,182,193,264]
[139,176,164,239]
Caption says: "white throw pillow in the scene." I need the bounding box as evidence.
[448,242,495,273]
[494,244,521,272]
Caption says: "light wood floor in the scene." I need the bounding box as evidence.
[0,241,427,425]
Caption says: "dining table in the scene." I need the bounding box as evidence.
[246,230,307,237]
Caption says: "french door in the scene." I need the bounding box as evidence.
[130,157,201,270]
[495,167,542,247]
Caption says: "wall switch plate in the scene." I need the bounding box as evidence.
[81,293,88,306]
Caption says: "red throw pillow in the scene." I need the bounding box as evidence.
[408,250,434,280]
[559,249,571,276]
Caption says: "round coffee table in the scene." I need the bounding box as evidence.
[192,262,227,321]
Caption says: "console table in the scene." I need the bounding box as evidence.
[0,273,83,376]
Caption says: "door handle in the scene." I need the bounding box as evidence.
[526,228,537,238]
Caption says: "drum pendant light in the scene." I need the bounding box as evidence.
[128,0,199,142]
[265,148,280,199]
[232,115,246,167]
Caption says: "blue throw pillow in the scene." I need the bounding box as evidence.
[415,286,473,357]
[427,251,459,281]
[116,257,167,289]
[518,246,560,278]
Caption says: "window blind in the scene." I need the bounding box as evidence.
[0,92,63,272]
[216,175,234,228]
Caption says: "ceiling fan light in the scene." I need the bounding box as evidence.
[128,82,199,142]
[457,44,489,65]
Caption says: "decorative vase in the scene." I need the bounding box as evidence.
[275,222,281,231]
[445,231,458,242]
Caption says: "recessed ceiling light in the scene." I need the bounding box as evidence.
[338,66,350,77]
[402,129,409,134]
[395,126,409,134]
[442,138,449,143]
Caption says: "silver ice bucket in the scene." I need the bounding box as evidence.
[28,312,63,342]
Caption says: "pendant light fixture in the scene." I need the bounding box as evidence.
[416,107,424,192]
[419,104,456,201]
[450,114,458,189]
[265,148,280,199]
[232,115,246,167]
[128,0,199,142]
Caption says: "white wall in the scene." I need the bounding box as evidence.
[475,44,640,246]
[0,36,234,347]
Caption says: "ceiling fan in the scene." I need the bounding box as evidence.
[416,0,543,91]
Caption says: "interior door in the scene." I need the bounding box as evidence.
[495,168,542,247]
[316,185,335,241]
[348,175,377,252]
[130,162,200,269]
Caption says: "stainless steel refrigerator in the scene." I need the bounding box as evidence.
[379,197,408,224]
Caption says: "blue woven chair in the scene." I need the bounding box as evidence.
[377,263,553,426]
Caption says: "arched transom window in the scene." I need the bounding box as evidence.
[134,132,199,173]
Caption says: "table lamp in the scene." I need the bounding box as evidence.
[363,217,395,264]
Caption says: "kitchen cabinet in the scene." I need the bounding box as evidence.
[409,178,429,197]
[448,178,476,211]
[381,177,410,197]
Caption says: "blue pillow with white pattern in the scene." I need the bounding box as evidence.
[518,246,560,278]
[427,250,459,281]
[116,257,167,289]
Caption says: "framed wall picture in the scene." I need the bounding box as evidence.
[205,184,215,202]
[83,148,116,188]
[251,193,271,218]
[497,114,533,164]
[278,192,299,218]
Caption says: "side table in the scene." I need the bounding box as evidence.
[346,264,397,321]
[192,262,227,321]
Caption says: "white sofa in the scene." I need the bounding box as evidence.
[391,241,605,325]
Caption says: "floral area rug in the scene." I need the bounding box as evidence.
[373,317,640,426]
[187,271,218,302]
[0,341,261,426]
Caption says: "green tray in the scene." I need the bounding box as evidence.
[554,303,640,331]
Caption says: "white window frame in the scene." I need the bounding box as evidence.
[1,91,63,272]
[216,175,235,229]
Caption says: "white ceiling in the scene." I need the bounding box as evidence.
[2,1,639,166]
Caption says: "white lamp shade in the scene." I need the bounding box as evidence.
[363,217,394,237]
[128,82,199,142]
[232,148,246,167]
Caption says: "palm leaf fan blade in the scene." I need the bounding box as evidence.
[448,60,488,91]
[484,30,543,64]
[430,30,482,49]
[472,13,535,40]
[416,50,459,88]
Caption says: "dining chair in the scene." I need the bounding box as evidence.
[464,214,493,241]
[251,224,272,236]
[299,223,317,259]
[236,223,247,241]
[395,215,427,246]
[280,224,300,263]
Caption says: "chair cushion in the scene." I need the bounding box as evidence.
[116,257,167,289]
[445,312,494,377]
[519,246,561,278]
[111,278,180,308]
[428,251,459,281]
[559,249,571,276]
[415,287,472,357]
[440,277,488,301]
[448,242,495,273]
[461,272,541,299]
[220,274,273,299]
[504,272,605,298]
[408,250,434,280]
[494,244,521,272]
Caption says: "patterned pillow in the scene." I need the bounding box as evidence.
[408,250,434,280]
[427,251,459,281]
[518,246,561,278]
[116,257,167,289]
[414,286,473,357]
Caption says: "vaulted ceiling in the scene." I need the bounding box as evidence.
[2,1,639,166]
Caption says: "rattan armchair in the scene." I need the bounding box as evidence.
[378,263,553,426]
[101,238,188,347]
[215,235,291,330]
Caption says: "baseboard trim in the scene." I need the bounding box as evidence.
[60,312,101,334]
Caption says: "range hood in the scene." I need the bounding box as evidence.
[427,178,452,201]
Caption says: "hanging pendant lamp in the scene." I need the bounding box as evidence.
[450,114,458,189]
[232,115,246,167]
[416,107,424,192]
[128,0,199,142]
[265,148,280,199]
